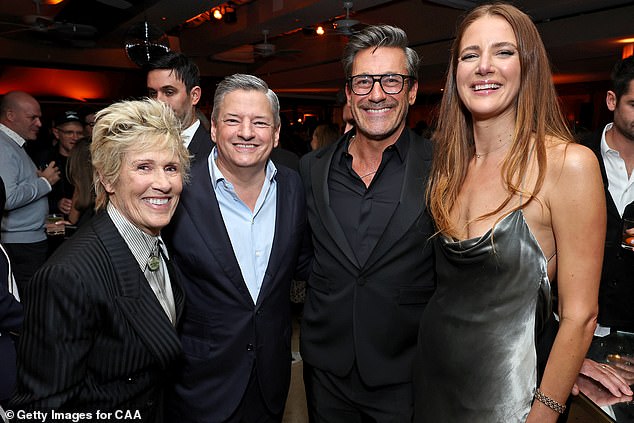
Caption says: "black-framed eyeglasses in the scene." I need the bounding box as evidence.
[347,74,414,96]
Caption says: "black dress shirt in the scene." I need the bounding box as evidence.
[328,130,409,266]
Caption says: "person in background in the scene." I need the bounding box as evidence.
[0,91,60,290]
[147,51,212,159]
[581,55,634,335]
[82,109,97,138]
[336,88,355,134]
[310,123,340,151]
[573,55,634,398]
[416,4,604,422]
[45,110,84,217]
[299,25,435,422]
[11,99,189,421]
[342,103,355,133]
[164,74,311,423]
[0,176,23,410]
[67,137,95,227]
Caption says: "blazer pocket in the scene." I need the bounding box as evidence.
[180,310,217,360]
[181,334,213,360]
[397,287,435,305]
[307,273,332,295]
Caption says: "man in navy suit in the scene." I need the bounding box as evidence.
[164,74,311,423]
[147,52,212,160]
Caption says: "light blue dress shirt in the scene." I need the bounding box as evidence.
[209,147,277,304]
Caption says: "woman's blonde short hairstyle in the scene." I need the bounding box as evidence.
[91,98,190,210]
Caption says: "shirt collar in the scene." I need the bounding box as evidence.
[182,119,201,148]
[600,122,616,156]
[107,203,166,270]
[209,145,277,190]
[0,123,26,147]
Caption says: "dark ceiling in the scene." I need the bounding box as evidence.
[0,0,632,100]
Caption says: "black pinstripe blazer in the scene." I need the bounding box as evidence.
[10,211,184,422]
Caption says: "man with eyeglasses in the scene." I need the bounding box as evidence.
[44,110,84,217]
[299,25,434,422]
[82,109,96,137]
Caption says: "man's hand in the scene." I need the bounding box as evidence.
[573,358,633,397]
[38,161,61,186]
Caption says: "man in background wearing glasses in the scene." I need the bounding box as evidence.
[43,110,84,218]
[299,25,435,422]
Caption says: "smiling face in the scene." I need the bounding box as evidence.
[346,46,417,143]
[103,147,183,236]
[456,15,521,122]
[212,89,280,178]
[147,69,200,128]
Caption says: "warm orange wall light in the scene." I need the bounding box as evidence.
[619,38,634,59]
[0,67,112,101]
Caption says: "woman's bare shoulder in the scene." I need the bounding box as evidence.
[545,138,600,178]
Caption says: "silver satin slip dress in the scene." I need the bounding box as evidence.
[415,209,551,422]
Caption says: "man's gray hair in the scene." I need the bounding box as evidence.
[211,74,280,127]
[342,25,420,80]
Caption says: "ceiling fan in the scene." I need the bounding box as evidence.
[331,1,367,36]
[0,0,97,43]
[209,29,301,64]
[254,30,282,58]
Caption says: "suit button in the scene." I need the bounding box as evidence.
[247,343,255,351]
[357,277,366,286]
[256,308,263,315]
[126,377,136,384]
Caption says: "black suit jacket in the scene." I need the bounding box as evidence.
[0,240,22,402]
[163,153,311,422]
[580,129,634,331]
[187,122,212,161]
[299,128,435,387]
[11,212,184,421]
[1,175,23,403]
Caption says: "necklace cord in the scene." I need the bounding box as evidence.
[474,139,511,159]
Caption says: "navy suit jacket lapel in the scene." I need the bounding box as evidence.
[180,155,254,306]
[311,137,360,268]
[93,213,182,368]
[256,167,291,305]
